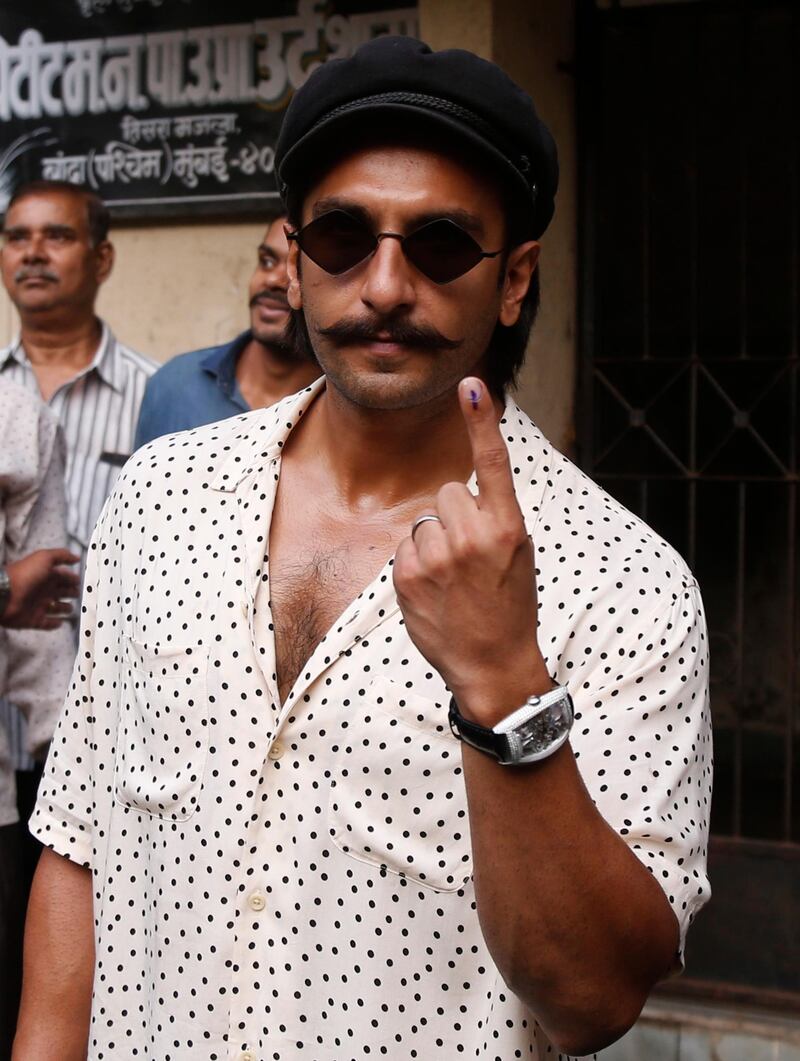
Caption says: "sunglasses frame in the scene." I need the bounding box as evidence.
[286,209,505,285]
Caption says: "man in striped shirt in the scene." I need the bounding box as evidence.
[0,180,156,860]
[1,180,156,569]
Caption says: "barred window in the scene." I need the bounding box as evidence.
[579,0,799,1009]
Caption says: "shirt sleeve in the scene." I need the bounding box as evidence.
[567,578,712,963]
[4,407,75,757]
[3,393,62,557]
[29,499,111,869]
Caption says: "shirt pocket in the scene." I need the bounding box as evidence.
[327,675,472,892]
[114,634,210,822]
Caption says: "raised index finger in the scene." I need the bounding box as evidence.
[458,377,520,517]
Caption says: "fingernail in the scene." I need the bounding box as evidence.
[465,379,483,410]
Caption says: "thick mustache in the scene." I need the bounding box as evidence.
[318,315,461,351]
[15,268,58,282]
[249,290,289,309]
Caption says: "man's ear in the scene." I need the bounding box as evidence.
[286,232,302,310]
[499,241,540,327]
[95,240,114,285]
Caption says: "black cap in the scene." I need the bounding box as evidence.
[275,36,558,240]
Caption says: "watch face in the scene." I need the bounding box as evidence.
[504,695,573,763]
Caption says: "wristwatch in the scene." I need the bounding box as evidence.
[449,685,574,765]
[0,566,10,619]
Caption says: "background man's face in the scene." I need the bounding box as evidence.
[248,217,291,349]
[0,191,109,317]
[287,143,511,411]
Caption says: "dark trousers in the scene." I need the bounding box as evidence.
[0,766,43,1061]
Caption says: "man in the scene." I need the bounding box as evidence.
[0,379,77,1055]
[0,179,156,833]
[134,215,320,447]
[17,39,711,1061]
[0,180,157,569]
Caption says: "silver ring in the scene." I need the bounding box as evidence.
[411,514,442,541]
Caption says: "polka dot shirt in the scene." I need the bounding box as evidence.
[32,379,712,1061]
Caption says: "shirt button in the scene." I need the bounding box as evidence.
[248,891,266,912]
[268,740,284,761]
[238,1052,256,1061]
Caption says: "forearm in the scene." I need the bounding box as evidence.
[13,848,94,1060]
[463,739,678,1055]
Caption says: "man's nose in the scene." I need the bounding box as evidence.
[359,236,415,316]
[21,234,48,262]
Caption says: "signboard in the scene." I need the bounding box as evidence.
[0,0,418,218]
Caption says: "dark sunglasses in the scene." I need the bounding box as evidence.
[286,209,504,285]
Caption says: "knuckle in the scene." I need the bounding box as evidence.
[450,533,481,563]
[477,446,509,473]
[422,550,450,580]
[495,522,528,552]
[393,572,411,603]
[392,555,412,590]
[438,481,465,505]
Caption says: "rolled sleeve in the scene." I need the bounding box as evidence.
[570,579,712,960]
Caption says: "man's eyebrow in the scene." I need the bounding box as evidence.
[2,223,79,238]
[257,242,282,259]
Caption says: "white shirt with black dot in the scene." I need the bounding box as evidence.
[32,378,712,1061]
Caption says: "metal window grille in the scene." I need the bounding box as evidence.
[578,0,799,1006]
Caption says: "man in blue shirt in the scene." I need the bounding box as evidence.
[135,216,321,447]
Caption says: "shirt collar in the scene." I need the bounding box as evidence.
[499,396,550,537]
[210,375,326,492]
[0,321,125,392]
[90,322,126,392]
[200,332,251,396]
[0,335,25,370]
[210,381,543,499]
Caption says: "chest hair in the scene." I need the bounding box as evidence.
[270,541,381,702]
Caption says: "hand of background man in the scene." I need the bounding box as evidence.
[393,377,551,725]
[3,549,80,630]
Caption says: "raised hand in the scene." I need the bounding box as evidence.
[393,377,550,725]
[3,548,80,630]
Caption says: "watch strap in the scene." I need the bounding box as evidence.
[0,567,10,619]
[449,685,574,765]
[448,698,510,761]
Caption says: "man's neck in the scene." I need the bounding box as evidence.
[235,336,320,410]
[18,314,103,401]
[20,314,102,370]
[291,383,496,510]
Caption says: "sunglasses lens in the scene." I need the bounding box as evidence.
[297,211,376,275]
[404,219,484,284]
